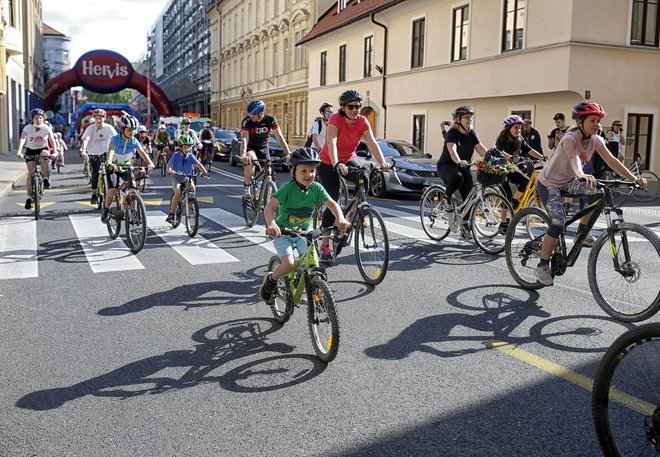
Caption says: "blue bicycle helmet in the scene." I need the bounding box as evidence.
[247,99,266,115]
[30,108,45,119]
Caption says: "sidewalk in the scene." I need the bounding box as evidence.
[0,152,27,198]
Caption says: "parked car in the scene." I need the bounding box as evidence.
[229,135,288,171]
[356,139,442,197]
[214,128,240,161]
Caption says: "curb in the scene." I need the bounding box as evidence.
[0,169,26,198]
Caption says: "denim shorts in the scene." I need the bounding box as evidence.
[273,235,307,259]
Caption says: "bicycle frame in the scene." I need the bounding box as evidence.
[338,168,372,245]
[287,241,321,306]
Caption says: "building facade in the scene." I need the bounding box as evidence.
[209,0,327,146]
[146,0,213,119]
[43,23,72,119]
[300,0,660,173]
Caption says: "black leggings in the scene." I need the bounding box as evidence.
[501,169,530,203]
[89,154,106,190]
[318,159,361,228]
[437,163,473,221]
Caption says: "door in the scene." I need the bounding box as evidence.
[363,107,377,138]
[626,114,654,169]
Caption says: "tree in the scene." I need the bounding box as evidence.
[82,88,136,104]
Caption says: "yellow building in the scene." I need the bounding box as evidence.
[209,0,327,146]
[300,0,660,173]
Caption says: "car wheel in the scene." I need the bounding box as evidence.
[370,171,388,198]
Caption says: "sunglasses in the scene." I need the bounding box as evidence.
[345,104,361,111]
[325,111,334,115]
[613,124,622,127]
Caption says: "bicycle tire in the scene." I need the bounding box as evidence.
[185,196,199,237]
[33,176,40,220]
[242,181,259,227]
[631,170,659,202]
[125,194,147,253]
[160,155,167,177]
[97,173,106,211]
[420,184,451,241]
[307,276,340,362]
[258,181,277,226]
[171,192,182,228]
[268,256,292,324]
[592,323,660,457]
[355,207,389,285]
[107,196,122,239]
[588,223,660,322]
[504,207,551,290]
[471,192,513,255]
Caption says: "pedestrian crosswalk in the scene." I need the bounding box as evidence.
[1,203,658,280]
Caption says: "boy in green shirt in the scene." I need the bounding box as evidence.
[260,147,349,303]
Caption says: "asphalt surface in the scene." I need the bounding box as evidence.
[1,150,659,456]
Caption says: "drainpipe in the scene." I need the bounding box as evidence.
[371,13,387,139]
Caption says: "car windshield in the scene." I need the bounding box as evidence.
[216,130,237,140]
[379,141,427,158]
[268,137,279,146]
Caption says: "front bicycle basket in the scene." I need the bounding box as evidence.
[476,149,512,186]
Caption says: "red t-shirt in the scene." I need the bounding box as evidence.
[320,113,369,165]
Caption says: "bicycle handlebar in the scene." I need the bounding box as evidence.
[274,226,334,241]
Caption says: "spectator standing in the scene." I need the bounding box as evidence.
[522,119,543,155]
[547,113,569,151]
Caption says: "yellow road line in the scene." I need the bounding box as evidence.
[486,341,655,416]
[16,201,56,209]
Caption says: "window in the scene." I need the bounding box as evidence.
[631,0,660,46]
[412,115,426,151]
[626,114,654,167]
[451,5,469,62]
[339,44,347,82]
[339,0,347,12]
[502,0,525,51]
[273,43,278,75]
[8,0,15,27]
[364,36,374,77]
[411,18,425,68]
[511,109,531,120]
[320,51,327,86]
[284,38,289,72]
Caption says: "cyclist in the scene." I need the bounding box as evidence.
[436,105,488,238]
[239,99,291,198]
[155,124,172,168]
[166,134,210,225]
[101,115,155,223]
[16,108,57,209]
[80,109,118,205]
[534,101,647,286]
[317,90,391,264]
[259,147,349,303]
[199,122,215,164]
[135,125,152,163]
[309,102,333,150]
[166,123,177,143]
[53,132,68,167]
[174,118,201,152]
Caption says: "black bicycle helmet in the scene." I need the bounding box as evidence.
[289,147,321,167]
[319,102,333,114]
[181,117,191,125]
[118,114,139,129]
[338,90,362,106]
[451,106,475,120]
[246,99,266,115]
[30,108,45,118]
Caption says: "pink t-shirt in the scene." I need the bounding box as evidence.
[539,130,606,188]
[320,113,369,165]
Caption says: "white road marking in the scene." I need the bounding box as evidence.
[0,217,38,279]
[200,208,276,253]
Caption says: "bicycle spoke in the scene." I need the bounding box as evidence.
[355,208,389,285]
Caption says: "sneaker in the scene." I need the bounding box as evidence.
[242,185,251,199]
[259,273,276,303]
[460,223,471,239]
[320,245,334,265]
[441,198,453,213]
[101,208,109,223]
[498,221,510,235]
[24,198,32,210]
[166,213,175,224]
[575,233,596,248]
[43,180,51,189]
[90,194,98,205]
[535,264,554,286]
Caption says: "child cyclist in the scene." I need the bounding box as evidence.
[535,101,647,286]
[166,134,210,225]
[259,147,349,303]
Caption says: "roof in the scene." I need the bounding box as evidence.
[43,23,66,36]
[298,0,405,45]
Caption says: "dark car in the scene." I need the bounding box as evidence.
[214,128,240,161]
[229,135,288,171]
[356,139,442,197]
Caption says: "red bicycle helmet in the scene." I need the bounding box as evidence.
[92,108,107,117]
[571,101,607,120]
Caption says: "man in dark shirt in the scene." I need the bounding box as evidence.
[547,113,568,151]
[522,118,543,156]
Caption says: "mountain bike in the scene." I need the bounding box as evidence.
[200,139,214,174]
[106,166,148,253]
[242,159,277,228]
[267,227,340,363]
[29,158,46,220]
[420,161,514,255]
[92,156,107,211]
[170,171,208,237]
[592,322,660,456]
[312,165,389,285]
[505,179,660,322]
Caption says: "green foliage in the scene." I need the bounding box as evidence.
[82,88,136,104]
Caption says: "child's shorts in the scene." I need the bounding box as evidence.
[273,235,307,259]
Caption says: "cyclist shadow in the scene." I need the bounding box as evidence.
[365,285,551,360]
[16,318,326,411]
[98,267,265,316]
[386,241,498,271]
[327,279,377,303]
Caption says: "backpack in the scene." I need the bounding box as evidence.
[304,117,323,148]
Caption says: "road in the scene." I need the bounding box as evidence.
[1,151,659,456]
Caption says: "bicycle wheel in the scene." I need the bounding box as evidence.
[592,323,660,457]
[106,196,122,239]
[471,192,513,255]
[170,191,182,228]
[268,256,292,324]
[505,207,551,290]
[355,207,389,285]
[420,185,451,241]
[125,194,147,253]
[160,155,167,176]
[311,202,325,230]
[306,276,340,362]
[242,181,259,227]
[97,173,106,211]
[258,181,277,226]
[185,196,199,237]
[33,177,40,220]
[588,223,660,322]
[631,170,660,202]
